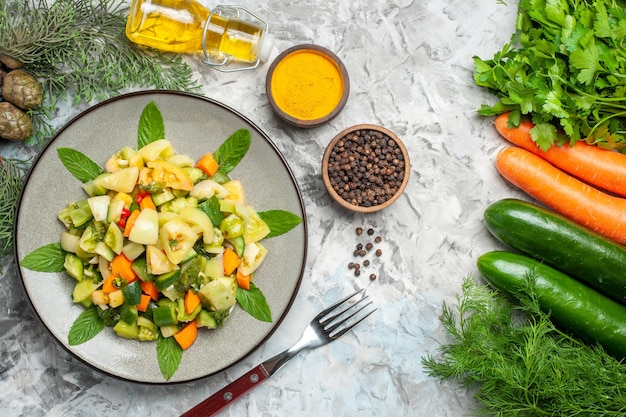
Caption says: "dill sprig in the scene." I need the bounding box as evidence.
[0,156,29,260]
[422,277,626,416]
[0,0,201,145]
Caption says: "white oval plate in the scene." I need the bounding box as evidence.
[14,91,307,384]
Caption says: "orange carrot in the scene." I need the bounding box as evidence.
[196,152,219,176]
[173,321,198,350]
[236,269,251,290]
[495,146,626,245]
[139,194,156,211]
[495,112,626,197]
[140,280,159,301]
[102,273,117,294]
[223,247,241,276]
[136,294,151,312]
[111,253,137,283]
[184,289,202,314]
[123,209,141,237]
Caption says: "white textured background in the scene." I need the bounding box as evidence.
[0,0,523,415]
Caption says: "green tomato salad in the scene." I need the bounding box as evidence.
[20,101,302,380]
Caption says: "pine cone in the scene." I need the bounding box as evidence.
[0,54,23,70]
[2,69,43,110]
[0,101,33,141]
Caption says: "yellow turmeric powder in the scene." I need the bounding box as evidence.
[270,49,345,121]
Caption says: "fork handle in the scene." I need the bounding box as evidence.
[181,364,270,417]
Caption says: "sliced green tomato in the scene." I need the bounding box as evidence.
[78,222,100,254]
[145,245,178,275]
[87,195,111,222]
[220,213,244,239]
[167,153,194,167]
[114,319,139,340]
[238,242,268,276]
[128,208,159,245]
[242,206,270,244]
[93,166,139,193]
[137,139,175,162]
[137,316,158,341]
[180,206,214,244]
[147,160,194,192]
[190,179,229,201]
[122,241,145,261]
[222,180,245,204]
[198,277,236,311]
[104,222,124,255]
[95,241,115,262]
[159,217,198,265]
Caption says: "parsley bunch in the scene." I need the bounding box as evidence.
[474,0,626,151]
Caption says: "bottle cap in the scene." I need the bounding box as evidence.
[258,33,275,62]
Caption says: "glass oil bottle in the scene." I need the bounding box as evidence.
[126,0,274,71]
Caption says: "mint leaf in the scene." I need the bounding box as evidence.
[57,148,103,183]
[20,243,66,272]
[237,283,272,322]
[138,101,165,149]
[258,210,302,238]
[68,306,105,345]
[157,333,182,380]
[214,128,251,174]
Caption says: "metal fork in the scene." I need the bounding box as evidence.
[181,289,376,417]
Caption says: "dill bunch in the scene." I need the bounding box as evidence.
[0,0,201,145]
[422,277,626,416]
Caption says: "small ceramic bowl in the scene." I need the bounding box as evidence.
[266,44,350,128]
[322,124,410,213]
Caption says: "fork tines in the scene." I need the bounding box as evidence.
[318,289,376,339]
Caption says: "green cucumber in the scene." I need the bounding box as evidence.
[477,250,626,360]
[484,198,626,305]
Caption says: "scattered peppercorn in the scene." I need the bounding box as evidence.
[365,242,373,251]
[363,260,370,267]
[358,249,366,257]
[355,270,361,277]
[367,228,374,236]
[326,128,406,208]
[356,227,363,235]
[375,236,382,243]
[348,262,355,269]
[370,274,377,281]
[356,243,363,251]
[375,249,382,257]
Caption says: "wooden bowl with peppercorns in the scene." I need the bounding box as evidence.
[322,124,410,213]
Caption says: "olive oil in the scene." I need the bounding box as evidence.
[126,0,273,66]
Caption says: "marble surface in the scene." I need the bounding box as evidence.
[0,0,523,415]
